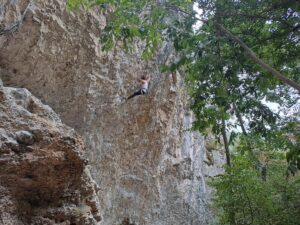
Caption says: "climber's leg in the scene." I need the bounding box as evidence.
[127,89,143,100]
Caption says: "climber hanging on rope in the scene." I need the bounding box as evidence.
[126,75,151,100]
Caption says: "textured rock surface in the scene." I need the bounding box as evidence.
[0,1,225,224]
[0,80,101,225]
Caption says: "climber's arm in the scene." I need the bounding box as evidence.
[140,79,147,84]
[138,75,150,84]
[137,78,144,84]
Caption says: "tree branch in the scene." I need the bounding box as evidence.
[216,23,300,94]
[162,3,300,94]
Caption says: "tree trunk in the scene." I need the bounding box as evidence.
[221,119,231,166]
[233,103,247,136]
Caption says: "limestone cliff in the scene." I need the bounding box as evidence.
[0,80,101,225]
[0,1,225,225]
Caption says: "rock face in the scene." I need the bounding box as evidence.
[0,80,101,224]
[0,1,225,225]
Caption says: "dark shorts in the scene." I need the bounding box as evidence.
[141,88,148,94]
[128,88,148,100]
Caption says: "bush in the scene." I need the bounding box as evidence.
[210,152,300,225]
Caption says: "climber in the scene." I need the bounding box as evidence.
[126,75,150,100]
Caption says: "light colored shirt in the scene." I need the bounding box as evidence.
[141,81,149,90]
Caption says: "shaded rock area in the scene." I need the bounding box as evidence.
[0,0,225,225]
[0,80,101,225]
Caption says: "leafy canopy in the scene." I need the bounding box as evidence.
[210,150,300,225]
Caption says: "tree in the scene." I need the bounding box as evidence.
[210,150,300,225]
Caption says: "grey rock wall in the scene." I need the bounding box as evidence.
[0,1,225,224]
[0,79,101,225]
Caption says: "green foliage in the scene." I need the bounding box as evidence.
[210,151,300,225]
[67,0,194,57]
[66,0,109,10]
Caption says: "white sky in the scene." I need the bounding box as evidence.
[192,3,203,30]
